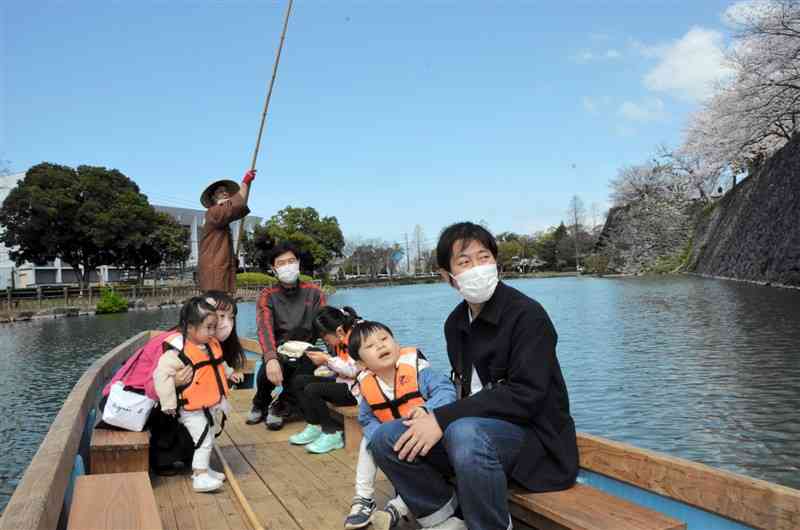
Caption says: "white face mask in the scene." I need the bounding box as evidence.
[451,264,499,304]
[275,262,300,284]
[216,317,233,342]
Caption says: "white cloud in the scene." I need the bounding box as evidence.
[582,95,613,113]
[641,26,734,102]
[573,48,622,63]
[619,98,667,122]
[628,38,669,58]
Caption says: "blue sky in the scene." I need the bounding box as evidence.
[3,1,737,248]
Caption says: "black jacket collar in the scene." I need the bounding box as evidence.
[456,281,509,330]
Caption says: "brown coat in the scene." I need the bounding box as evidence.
[197,193,250,293]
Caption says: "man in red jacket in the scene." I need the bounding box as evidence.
[246,242,327,430]
[367,222,578,530]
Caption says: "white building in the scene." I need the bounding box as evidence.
[153,205,261,269]
[0,173,25,288]
[0,173,260,288]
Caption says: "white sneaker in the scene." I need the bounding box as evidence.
[208,468,226,482]
[192,472,223,493]
[422,517,468,530]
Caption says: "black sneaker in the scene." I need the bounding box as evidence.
[245,406,265,425]
[344,496,375,529]
[265,406,284,431]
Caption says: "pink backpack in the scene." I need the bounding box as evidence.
[102,330,177,401]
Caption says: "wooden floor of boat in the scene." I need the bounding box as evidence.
[152,389,419,530]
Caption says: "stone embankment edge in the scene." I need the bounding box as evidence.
[0,302,182,325]
[684,272,800,291]
[0,293,272,326]
[0,274,583,325]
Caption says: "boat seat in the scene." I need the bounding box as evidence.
[326,403,361,453]
[509,483,686,530]
[90,428,149,474]
[67,472,163,530]
[329,414,685,529]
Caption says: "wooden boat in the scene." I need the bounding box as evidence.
[1,331,799,530]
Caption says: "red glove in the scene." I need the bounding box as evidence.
[242,169,256,185]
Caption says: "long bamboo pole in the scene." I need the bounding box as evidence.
[214,445,265,530]
[235,0,294,256]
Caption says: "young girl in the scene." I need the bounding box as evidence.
[154,297,240,493]
[288,306,361,454]
[204,290,247,381]
[344,320,455,530]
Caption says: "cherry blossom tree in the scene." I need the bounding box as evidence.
[683,0,799,177]
[609,162,689,206]
[657,144,722,201]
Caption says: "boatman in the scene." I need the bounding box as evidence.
[197,169,255,294]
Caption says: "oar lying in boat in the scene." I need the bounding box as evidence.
[214,445,265,530]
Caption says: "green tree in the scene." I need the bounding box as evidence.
[535,224,568,269]
[123,212,191,285]
[497,240,522,270]
[245,206,344,273]
[0,163,157,292]
[95,287,129,314]
[496,231,520,243]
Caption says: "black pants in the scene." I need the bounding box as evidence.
[291,375,357,433]
[252,355,316,411]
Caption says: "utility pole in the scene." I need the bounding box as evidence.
[404,233,411,274]
[414,225,423,274]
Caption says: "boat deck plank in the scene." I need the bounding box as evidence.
[152,389,418,530]
[151,389,535,530]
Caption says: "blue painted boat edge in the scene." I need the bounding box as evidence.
[579,470,755,530]
[244,351,261,390]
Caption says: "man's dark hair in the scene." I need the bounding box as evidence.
[436,222,498,273]
[269,241,300,267]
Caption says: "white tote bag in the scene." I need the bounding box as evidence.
[102,381,155,431]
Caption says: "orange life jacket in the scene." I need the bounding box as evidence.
[175,335,229,411]
[334,329,353,362]
[358,348,425,422]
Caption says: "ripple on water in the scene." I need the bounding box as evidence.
[0,308,182,509]
[2,276,799,511]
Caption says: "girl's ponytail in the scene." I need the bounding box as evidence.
[313,305,361,338]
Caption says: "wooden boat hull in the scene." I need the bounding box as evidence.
[2,332,798,530]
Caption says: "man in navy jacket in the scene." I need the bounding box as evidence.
[368,222,578,530]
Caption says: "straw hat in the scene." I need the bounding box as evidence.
[200,179,240,208]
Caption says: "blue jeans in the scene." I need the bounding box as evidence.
[369,417,526,530]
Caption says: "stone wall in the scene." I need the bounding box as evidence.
[687,134,800,286]
[596,196,697,274]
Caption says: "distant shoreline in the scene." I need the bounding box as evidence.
[330,271,578,289]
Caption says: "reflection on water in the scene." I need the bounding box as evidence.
[2,276,799,510]
[0,309,182,510]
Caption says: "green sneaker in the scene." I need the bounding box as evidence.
[289,424,322,445]
[305,431,344,454]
